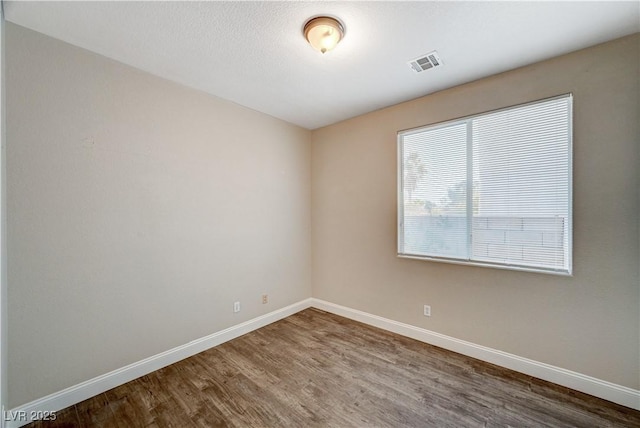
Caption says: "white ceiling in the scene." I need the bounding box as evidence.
[5,1,639,130]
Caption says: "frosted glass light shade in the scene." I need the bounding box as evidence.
[304,17,345,54]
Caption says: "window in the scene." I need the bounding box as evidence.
[398,94,572,275]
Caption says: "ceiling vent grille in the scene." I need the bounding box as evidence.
[408,51,443,73]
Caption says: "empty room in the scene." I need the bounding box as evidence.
[0,1,639,427]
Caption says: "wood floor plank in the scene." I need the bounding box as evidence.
[25,308,640,427]
[75,393,119,428]
[104,379,156,427]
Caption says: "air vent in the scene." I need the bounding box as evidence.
[408,51,443,73]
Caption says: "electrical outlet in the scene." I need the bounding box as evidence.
[233,301,241,313]
[423,305,431,317]
[262,294,268,304]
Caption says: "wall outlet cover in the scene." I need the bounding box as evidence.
[423,305,431,317]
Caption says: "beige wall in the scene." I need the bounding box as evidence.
[6,23,311,407]
[312,34,640,389]
[1,15,7,414]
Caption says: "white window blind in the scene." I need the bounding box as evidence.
[398,94,572,274]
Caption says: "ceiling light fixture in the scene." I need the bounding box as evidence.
[303,16,345,54]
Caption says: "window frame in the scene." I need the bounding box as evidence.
[397,94,573,276]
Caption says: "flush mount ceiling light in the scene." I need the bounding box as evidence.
[303,16,345,54]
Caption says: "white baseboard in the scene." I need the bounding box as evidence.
[310,298,640,411]
[6,296,638,427]
[5,298,313,428]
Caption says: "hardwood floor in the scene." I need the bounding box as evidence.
[27,308,640,427]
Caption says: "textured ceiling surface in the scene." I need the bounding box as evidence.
[5,1,640,129]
